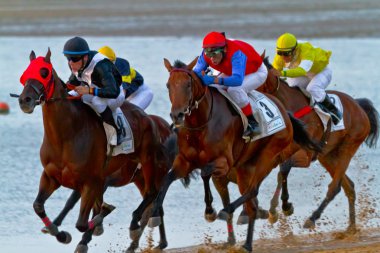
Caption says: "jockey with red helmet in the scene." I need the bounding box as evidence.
[193,31,268,139]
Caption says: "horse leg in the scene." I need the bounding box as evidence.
[75,201,115,253]
[212,176,236,245]
[156,206,168,249]
[280,160,294,216]
[202,174,217,222]
[304,147,356,229]
[148,168,179,228]
[269,169,283,224]
[40,190,81,234]
[341,174,357,233]
[129,193,155,239]
[34,172,72,244]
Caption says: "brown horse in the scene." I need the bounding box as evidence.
[147,58,321,252]
[260,56,379,232]
[39,114,174,253]
[17,49,176,253]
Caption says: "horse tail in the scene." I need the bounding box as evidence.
[355,98,380,148]
[288,112,324,152]
[162,132,195,188]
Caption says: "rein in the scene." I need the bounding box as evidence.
[170,68,213,130]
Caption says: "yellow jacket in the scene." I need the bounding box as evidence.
[273,41,331,78]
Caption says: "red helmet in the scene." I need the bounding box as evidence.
[202,31,226,48]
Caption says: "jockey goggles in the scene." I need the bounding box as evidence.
[66,55,84,63]
[204,47,224,58]
[277,50,294,57]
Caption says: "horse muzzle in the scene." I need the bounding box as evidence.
[170,111,185,128]
[18,95,38,113]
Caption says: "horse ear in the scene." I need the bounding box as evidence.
[30,50,36,61]
[45,48,51,63]
[260,50,266,60]
[163,58,172,72]
[187,56,199,70]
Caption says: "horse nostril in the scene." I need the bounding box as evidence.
[178,112,184,119]
[25,97,31,103]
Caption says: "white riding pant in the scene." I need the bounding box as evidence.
[126,83,154,110]
[81,86,125,113]
[218,62,268,108]
[286,65,332,102]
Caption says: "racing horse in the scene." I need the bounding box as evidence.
[17,49,177,253]
[147,58,322,252]
[260,55,379,232]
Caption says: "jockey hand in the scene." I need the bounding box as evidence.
[270,68,282,77]
[201,75,215,86]
[75,85,91,95]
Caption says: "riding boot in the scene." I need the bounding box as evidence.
[243,114,261,138]
[318,95,342,125]
[100,107,122,145]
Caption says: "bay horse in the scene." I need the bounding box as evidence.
[17,49,177,253]
[147,58,322,252]
[260,55,379,232]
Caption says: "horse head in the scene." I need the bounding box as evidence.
[164,57,205,127]
[19,49,57,113]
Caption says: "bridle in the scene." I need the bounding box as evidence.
[169,68,213,130]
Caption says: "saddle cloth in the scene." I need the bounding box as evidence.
[82,101,135,156]
[299,88,345,132]
[214,87,286,142]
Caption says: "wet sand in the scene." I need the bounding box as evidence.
[163,228,380,253]
[1,0,380,38]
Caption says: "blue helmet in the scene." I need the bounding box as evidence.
[63,36,90,56]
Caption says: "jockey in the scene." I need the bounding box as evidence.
[193,31,268,139]
[98,46,153,110]
[63,36,125,144]
[272,33,342,124]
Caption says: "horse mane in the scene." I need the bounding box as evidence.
[173,60,187,69]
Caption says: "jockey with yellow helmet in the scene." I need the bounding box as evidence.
[272,33,342,124]
[98,46,153,110]
[193,31,268,139]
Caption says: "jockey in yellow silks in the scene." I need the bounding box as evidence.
[272,33,342,124]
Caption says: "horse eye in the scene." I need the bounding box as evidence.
[166,83,170,90]
[40,68,50,79]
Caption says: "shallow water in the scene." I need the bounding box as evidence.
[0,37,379,253]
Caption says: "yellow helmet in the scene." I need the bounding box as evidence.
[98,46,116,62]
[276,33,297,52]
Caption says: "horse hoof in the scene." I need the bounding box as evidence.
[283,203,294,216]
[346,225,358,235]
[303,219,315,229]
[257,208,269,219]
[268,211,279,224]
[237,214,249,225]
[93,224,104,236]
[148,217,161,228]
[101,202,116,217]
[204,208,217,222]
[41,226,49,234]
[155,240,168,250]
[74,244,88,253]
[227,235,236,245]
[129,227,142,241]
[56,231,72,244]
[217,210,231,221]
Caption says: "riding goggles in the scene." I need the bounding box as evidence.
[277,50,293,57]
[66,55,84,63]
[204,47,224,58]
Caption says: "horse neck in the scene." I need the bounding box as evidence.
[41,71,94,140]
